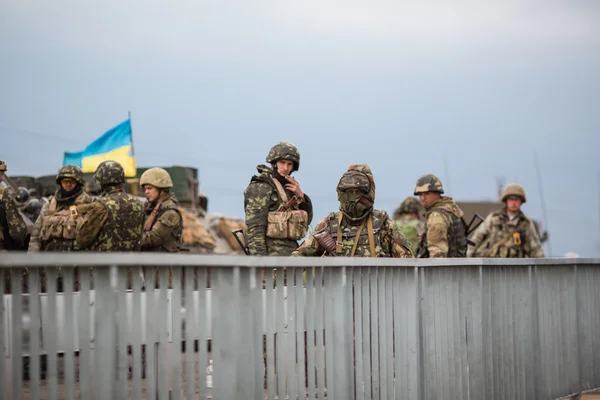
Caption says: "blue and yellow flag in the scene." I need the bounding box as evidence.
[63,119,136,177]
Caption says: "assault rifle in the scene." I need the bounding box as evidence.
[462,213,484,246]
[232,229,250,255]
[144,200,163,231]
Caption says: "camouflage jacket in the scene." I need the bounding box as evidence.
[75,186,145,251]
[141,192,183,252]
[0,187,28,250]
[292,210,413,258]
[468,208,544,258]
[417,197,467,258]
[28,189,92,252]
[395,215,424,254]
[243,165,313,256]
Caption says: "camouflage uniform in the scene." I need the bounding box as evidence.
[414,174,467,258]
[140,168,183,252]
[469,184,544,258]
[75,161,145,251]
[292,164,412,258]
[0,160,28,251]
[244,143,313,256]
[29,165,93,252]
[393,197,425,253]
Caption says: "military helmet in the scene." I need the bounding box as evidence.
[501,183,526,203]
[398,196,425,215]
[0,160,6,171]
[265,142,300,171]
[140,167,173,189]
[414,174,444,195]
[94,160,125,186]
[16,187,30,204]
[56,164,86,185]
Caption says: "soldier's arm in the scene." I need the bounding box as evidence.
[244,182,272,256]
[527,221,545,258]
[383,218,414,258]
[3,196,28,246]
[28,201,49,252]
[141,209,181,250]
[467,213,493,257]
[291,217,328,257]
[298,194,314,226]
[426,211,450,258]
[75,202,108,249]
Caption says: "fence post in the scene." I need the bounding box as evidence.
[94,266,117,400]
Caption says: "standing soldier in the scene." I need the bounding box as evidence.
[244,142,313,256]
[292,164,412,258]
[0,160,28,251]
[75,161,145,251]
[393,196,425,254]
[468,183,544,258]
[414,174,467,258]
[140,168,183,252]
[29,165,93,252]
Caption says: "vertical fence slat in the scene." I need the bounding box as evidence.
[183,267,196,400]
[287,267,298,400]
[371,267,380,399]
[94,266,116,400]
[324,268,335,398]
[315,267,326,399]
[378,267,388,400]
[332,266,352,399]
[354,267,364,400]
[63,268,76,400]
[265,268,276,399]
[116,267,129,400]
[78,267,92,400]
[305,267,316,400]
[275,267,286,398]
[146,267,157,400]
[157,268,170,400]
[295,267,305,399]
[131,267,143,400]
[29,269,41,400]
[385,267,394,400]
[0,268,5,400]
[196,267,208,399]
[11,268,23,400]
[252,268,264,400]
[361,267,371,399]
[171,266,183,400]
[46,268,58,400]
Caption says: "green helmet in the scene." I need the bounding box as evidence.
[398,196,425,215]
[0,160,6,171]
[140,167,173,189]
[56,164,86,185]
[265,142,300,171]
[94,160,125,186]
[414,174,444,195]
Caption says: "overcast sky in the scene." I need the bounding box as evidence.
[1,1,599,256]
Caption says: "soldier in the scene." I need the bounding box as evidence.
[140,168,183,252]
[75,160,145,251]
[393,196,425,253]
[292,164,412,258]
[244,142,313,256]
[468,183,544,258]
[414,174,467,258]
[0,160,28,251]
[29,165,93,252]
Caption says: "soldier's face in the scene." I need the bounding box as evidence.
[61,178,77,192]
[418,191,440,207]
[275,160,294,176]
[144,185,160,202]
[506,196,522,213]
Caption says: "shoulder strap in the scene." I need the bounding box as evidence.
[48,197,58,214]
[336,212,343,254]
[270,177,289,203]
[367,215,376,258]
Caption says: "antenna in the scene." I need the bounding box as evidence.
[534,153,552,256]
[443,155,452,194]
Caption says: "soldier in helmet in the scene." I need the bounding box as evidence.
[292,164,412,258]
[75,161,145,251]
[243,142,314,256]
[140,168,183,252]
[468,184,544,258]
[414,174,467,258]
[29,165,93,252]
[0,160,28,251]
[393,197,425,253]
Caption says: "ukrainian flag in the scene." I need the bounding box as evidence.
[63,119,136,177]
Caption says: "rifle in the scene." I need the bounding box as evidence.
[462,213,484,246]
[144,200,163,231]
[277,195,301,212]
[232,229,250,255]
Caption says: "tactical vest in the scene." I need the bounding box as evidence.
[90,191,144,252]
[144,204,183,252]
[418,208,467,258]
[326,210,388,257]
[475,211,533,258]
[265,177,308,241]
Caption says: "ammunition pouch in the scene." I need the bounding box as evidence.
[266,209,308,240]
[40,212,77,241]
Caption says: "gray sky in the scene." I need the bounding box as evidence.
[1,1,599,256]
